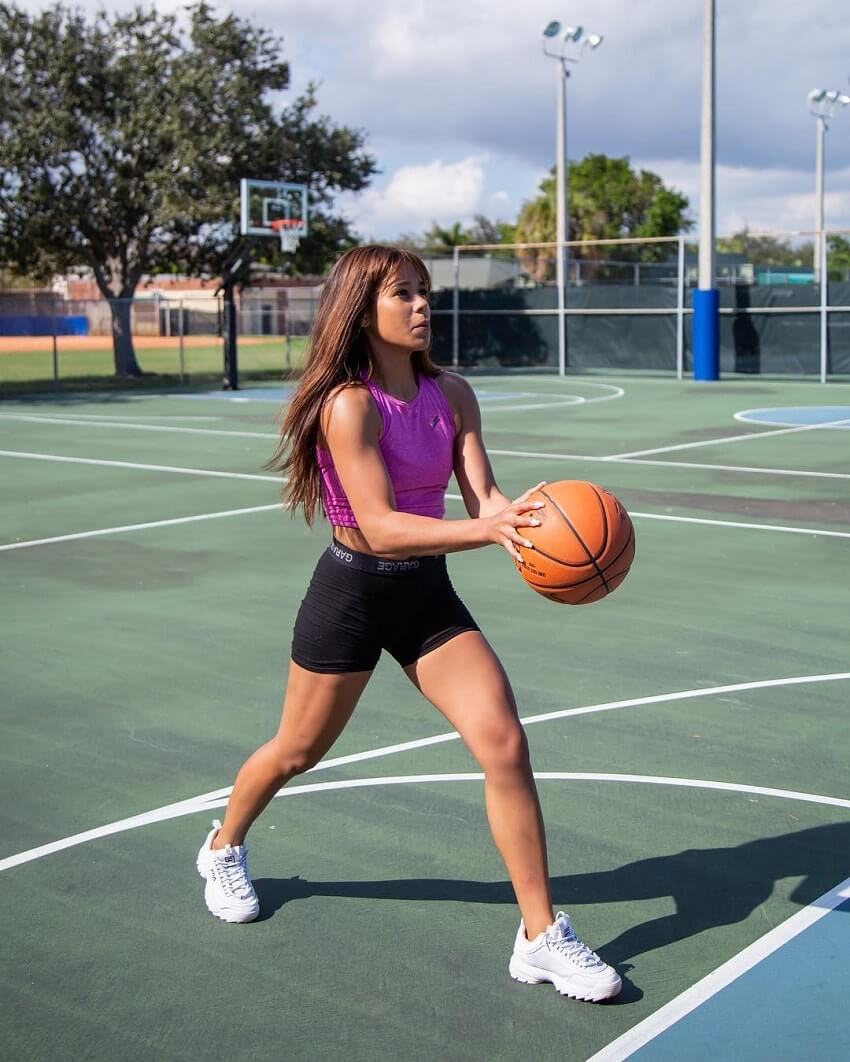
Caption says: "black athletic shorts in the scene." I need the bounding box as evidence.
[291,540,480,673]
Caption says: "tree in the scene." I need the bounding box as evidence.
[716,229,814,268]
[828,234,850,275]
[422,221,468,251]
[0,2,375,375]
[514,155,691,280]
[397,215,516,253]
[464,215,516,247]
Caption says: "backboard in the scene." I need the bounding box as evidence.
[240,178,309,241]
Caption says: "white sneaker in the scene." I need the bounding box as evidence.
[196,819,260,923]
[509,911,621,1002]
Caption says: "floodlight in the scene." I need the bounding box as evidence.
[808,86,850,285]
[539,20,604,377]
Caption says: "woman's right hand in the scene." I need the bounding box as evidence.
[483,481,547,561]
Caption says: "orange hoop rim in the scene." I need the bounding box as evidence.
[269,218,304,232]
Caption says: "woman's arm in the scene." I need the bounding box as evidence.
[322,383,542,560]
[438,371,546,518]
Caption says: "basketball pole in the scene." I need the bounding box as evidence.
[217,236,258,391]
[223,282,238,391]
[693,0,719,381]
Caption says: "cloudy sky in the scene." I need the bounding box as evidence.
[23,0,850,240]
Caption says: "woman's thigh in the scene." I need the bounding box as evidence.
[273,661,373,769]
[403,631,528,768]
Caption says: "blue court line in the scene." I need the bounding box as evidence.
[737,406,850,428]
[633,896,850,1060]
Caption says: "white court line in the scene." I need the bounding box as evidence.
[734,407,850,428]
[483,398,584,412]
[490,447,850,482]
[7,412,846,482]
[587,875,850,1062]
[0,449,277,482]
[483,384,625,413]
[0,391,622,432]
[190,771,850,816]
[629,511,850,540]
[0,413,224,421]
[0,413,277,441]
[2,449,847,540]
[607,417,850,459]
[0,503,280,552]
[1,671,847,873]
[2,771,849,875]
[612,455,850,482]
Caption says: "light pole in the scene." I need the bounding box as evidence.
[808,89,850,282]
[541,22,603,376]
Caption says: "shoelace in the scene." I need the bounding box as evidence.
[547,922,602,969]
[215,847,252,898]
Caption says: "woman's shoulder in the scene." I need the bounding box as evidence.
[434,371,477,415]
[320,380,381,444]
[434,370,475,399]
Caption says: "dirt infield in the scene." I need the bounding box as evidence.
[0,335,274,354]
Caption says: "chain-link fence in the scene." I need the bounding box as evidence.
[427,231,850,379]
[0,288,318,393]
[2,231,849,393]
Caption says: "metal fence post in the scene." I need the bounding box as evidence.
[452,246,460,370]
[820,229,828,384]
[285,291,291,371]
[676,235,685,380]
[52,311,60,391]
[178,300,186,383]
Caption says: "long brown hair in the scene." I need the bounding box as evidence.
[267,244,440,524]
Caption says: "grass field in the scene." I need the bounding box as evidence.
[0,334,309,391]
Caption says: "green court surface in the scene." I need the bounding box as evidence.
[1,375,849,1062]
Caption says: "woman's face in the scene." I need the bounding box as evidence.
[365,263,431,354]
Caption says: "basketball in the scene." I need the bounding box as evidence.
[514,480,635,605]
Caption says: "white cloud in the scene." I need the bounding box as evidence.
[639,159,850,235]
[342,157,486,237]
[15,0,850,239]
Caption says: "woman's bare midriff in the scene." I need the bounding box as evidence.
[330,524,380,556]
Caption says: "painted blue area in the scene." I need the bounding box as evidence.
[738,407,850,428]
[634,898,850,1061]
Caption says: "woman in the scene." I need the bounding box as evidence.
[196,245,621,1003]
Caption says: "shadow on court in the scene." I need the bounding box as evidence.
[253,821,849,994]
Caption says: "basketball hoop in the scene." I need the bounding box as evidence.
[270,218,303,254]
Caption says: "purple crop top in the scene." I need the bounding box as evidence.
[317,373,455,528]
